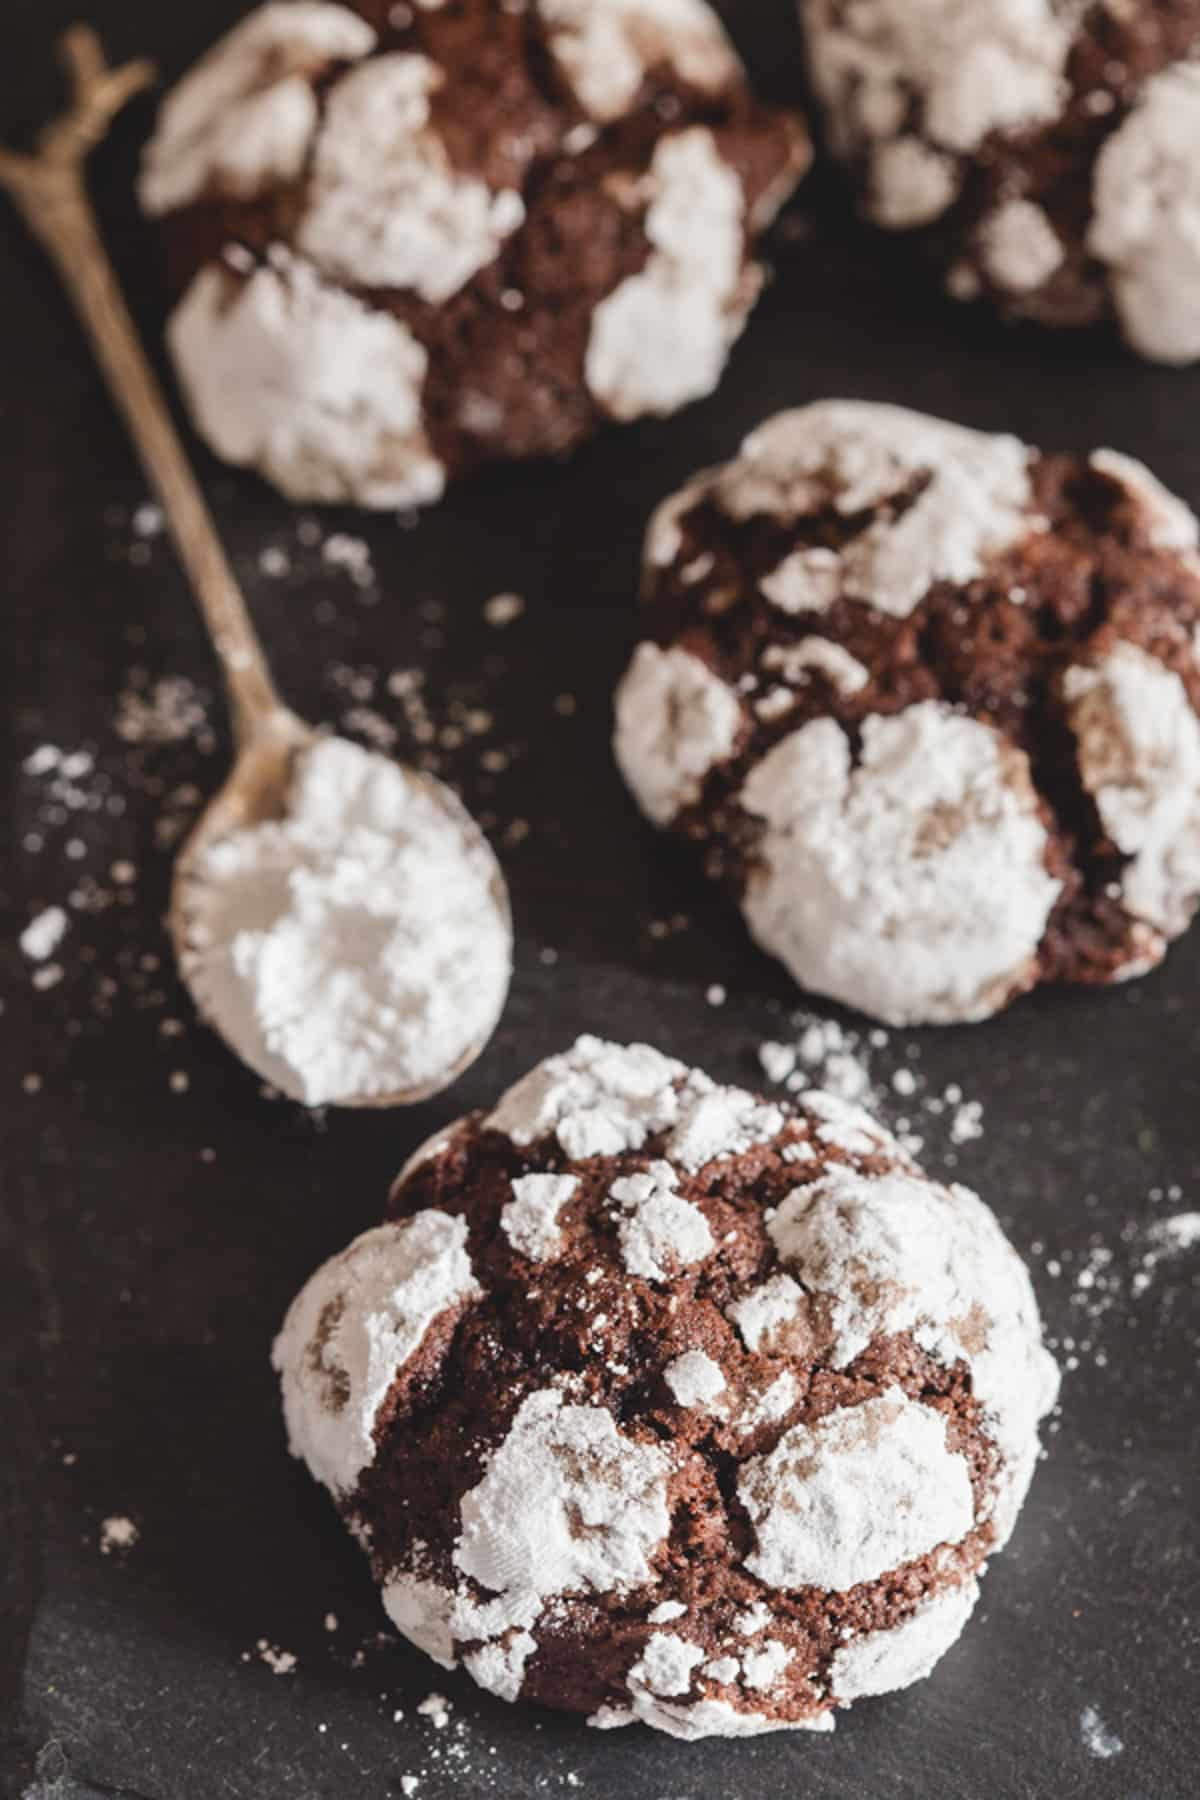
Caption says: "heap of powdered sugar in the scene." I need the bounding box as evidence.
[181,735,511,1106]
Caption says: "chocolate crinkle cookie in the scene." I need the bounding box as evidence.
[615,401,1200,1026]
[137,0,809,508]
[273,1036,1058,1738]
[800,0,1200,363]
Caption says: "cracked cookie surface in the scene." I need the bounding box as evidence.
[614,400,1200,1025]
[273,1036,1058,1736]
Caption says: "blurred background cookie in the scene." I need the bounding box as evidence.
[139,0,810,507]
[800,0,1200,362]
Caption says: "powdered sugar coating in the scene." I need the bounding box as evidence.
[168,253,445,509]
[1089,63,1200,365]
[1065,643,1200,944]
[501,1174,579,1263]
[804,0,1080,220]
[614,642,742,826]
[272,1211,479,1495]
[454,1389,673,1600]
[830,1579,980,1703]
[663,1349,727,1409]
[768,1162,1061,1536]
[586,129,749,421]
[728,1273,804,1352]
[485,1035,686,1157]
[297,55,525,302]
[712,402,1035,619]
[138,3,376,215]
[739,703,1061,1026]
[612,1162,715,1281]
[593,1695,835,1738]
[739,1389,975,1591]
[538,0,739,122]
[977,198,1065,294]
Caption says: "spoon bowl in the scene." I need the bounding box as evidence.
[170,718,514,1109]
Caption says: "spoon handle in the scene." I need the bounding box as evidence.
[0,26,289,748]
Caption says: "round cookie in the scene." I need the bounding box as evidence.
[139,0,810,508]
[800,0,1200,362]
[613,400,1200,1026]
[273,1035,1058,1737]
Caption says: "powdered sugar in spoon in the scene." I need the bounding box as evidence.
[0,29,513,1107]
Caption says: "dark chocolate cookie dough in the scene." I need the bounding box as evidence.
[614,400,1200,1025]
[800,0,1200,362]
[139,0,809,506]
[272,1037,1058,1737]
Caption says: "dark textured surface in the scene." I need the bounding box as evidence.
[1,2,1198,1797]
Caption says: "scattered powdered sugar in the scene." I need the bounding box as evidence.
[714,403,1035,619]
[538,0,738,124]
[611,1161,714,1282]
[647,1599,688,1624]
[20,907,68,962]
[180,736,510,1106]
[586,128,748,422]
[99,1515,139,1556]
[169,251,445,510]
[1065,642,1200,945]
[1089,62,1200,364]
[500,1174,579,1263]
[272,1210,479,1494]
[454,1388,672,1605]
[830,1580,979,1703]
[1080,1704,1124,1760]
[417,1692,452,1729]
[756,1017,985,1164]
[739,703,1059,1026]
[1032,1200,1200,1374]
[115,673,213,747]
[250,1639,299,1676]
[663,1349,726,1409]
[613,642,742,826]
[738,1388,975,1592]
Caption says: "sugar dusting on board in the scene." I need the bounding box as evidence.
[12,502,551,1103]
[181,736,511,1106]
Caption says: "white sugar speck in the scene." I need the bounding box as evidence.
[1080,1705,1123,1760]
[99,1515,139,1556]
[20,907,68,961]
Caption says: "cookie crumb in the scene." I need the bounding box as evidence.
[99,1516,139,1556]
[1080,1705,1123,1759]
[484,593,525,627]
